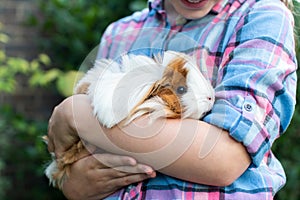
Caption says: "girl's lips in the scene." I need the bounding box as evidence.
[180,0,208,9]
[187,0,201,2]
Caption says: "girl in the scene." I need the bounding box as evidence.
[47,0,297,199]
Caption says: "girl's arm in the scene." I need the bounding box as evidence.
[48,94,251,186]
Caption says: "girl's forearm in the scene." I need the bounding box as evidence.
[72,94,251,186]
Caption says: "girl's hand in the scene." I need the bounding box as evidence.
[46,95,156,199]
[47,96,80,158]
[62,153,156,200]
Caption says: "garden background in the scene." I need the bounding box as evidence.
[0,0,299,199]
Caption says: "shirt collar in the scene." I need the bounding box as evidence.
[211,0,230,14]
[211,0,247,14]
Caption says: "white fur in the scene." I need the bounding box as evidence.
[75,54,164,128]
[44,152,59,188]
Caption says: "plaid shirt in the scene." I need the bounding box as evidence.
[97,0,297,199]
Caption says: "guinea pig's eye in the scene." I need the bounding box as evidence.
[176,86,187,95]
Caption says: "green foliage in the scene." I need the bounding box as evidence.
[0,0,147,197]
[0,21,65,199]
[0,106,65,199]
[0,26,9,44]
[0,21,80,198]
[0,114,11,200]
[273,107,300,200]
[56,70,84,96]
[0,52,51,93]
[0,23,84,97]
[28,0,147,70]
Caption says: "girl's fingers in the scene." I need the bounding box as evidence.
[91,153,155,175]
[98,164,155,179]
[112,164,155,175]
[106,173,155,189]
[92,153,137,168]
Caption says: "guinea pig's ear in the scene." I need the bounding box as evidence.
[162,65,174,78]
[166,57,188,77]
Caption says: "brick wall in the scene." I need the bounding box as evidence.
[0,0,63,120]
[0,0,40,59]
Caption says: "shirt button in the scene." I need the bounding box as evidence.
[244,103,253,112]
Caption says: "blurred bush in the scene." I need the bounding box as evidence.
[0,21,65,199]
[28,0,147,70]
[0,106,64,199]
[1,0,146,199]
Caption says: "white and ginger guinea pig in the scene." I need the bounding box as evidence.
[44,50,215,189]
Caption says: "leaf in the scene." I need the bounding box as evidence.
[29,69,61,87]
[56,70,84,97]
[0,78,16,93]
[7,58,30,74]
[0,66,11,77]
[43,69,61,83]
[0,33,9,44]
[38,54,51,66]
[30,60,40,71]
[0,51,6,62]
[28,72,44,86]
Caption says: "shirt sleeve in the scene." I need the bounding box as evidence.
[203,2,297,167]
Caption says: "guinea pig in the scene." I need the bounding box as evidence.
[122,51,215,124]
[44,50,215,189]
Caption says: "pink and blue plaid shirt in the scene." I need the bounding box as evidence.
[96,0,297,199]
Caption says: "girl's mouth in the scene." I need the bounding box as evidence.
[180,0,208,9]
